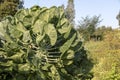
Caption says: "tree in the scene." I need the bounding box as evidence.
[18,0,24,9]
[116,11,120,26]
[0,0,24,21]
[77,15,102,40]
[65,0,75,26]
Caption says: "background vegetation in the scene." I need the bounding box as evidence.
[0,0,23,21]
[84,29,120,80]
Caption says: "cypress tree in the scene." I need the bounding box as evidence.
[116,11,120,26]
[65,0,75,26]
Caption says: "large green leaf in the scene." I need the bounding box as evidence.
[39,8,49,22]
[58,6,65,19]
[36,33,45,45]
[8,50,25,63]
[32,20,45,34]
[66,50,75,59]
[15,9,28,22]
[16,21,26,33]
[0,22,6,40]
[8,25,23,39]
[22,31,31,43]
[48,6,57,20]
[58,18,70,34]
[64,25,72,39]
[60,33,76,54]
[18,63,31,73]
[50,65,61,80]
[0,61,13,72]
[29,5,41,17]
[0,22,12,42]
[44,23,57,46]
[23,15,32,28]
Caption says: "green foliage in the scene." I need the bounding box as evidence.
[85,36,120,80]
[104,63,120,80]
[116,11,120,26]
[0,0,23,21]
[18,0,24,9]
[0,6,87,80]
[103,29,120,49]
[65,0,75,25]
[77,15,101,41]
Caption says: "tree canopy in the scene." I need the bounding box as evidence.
[0,0,24,21]
[116,11,120,26]
[77,15,102,40]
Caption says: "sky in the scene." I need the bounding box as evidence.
[24,0,120,28]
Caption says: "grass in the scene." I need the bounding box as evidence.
[84,40,120,80]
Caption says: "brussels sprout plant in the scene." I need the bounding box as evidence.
[0,6,87,80]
